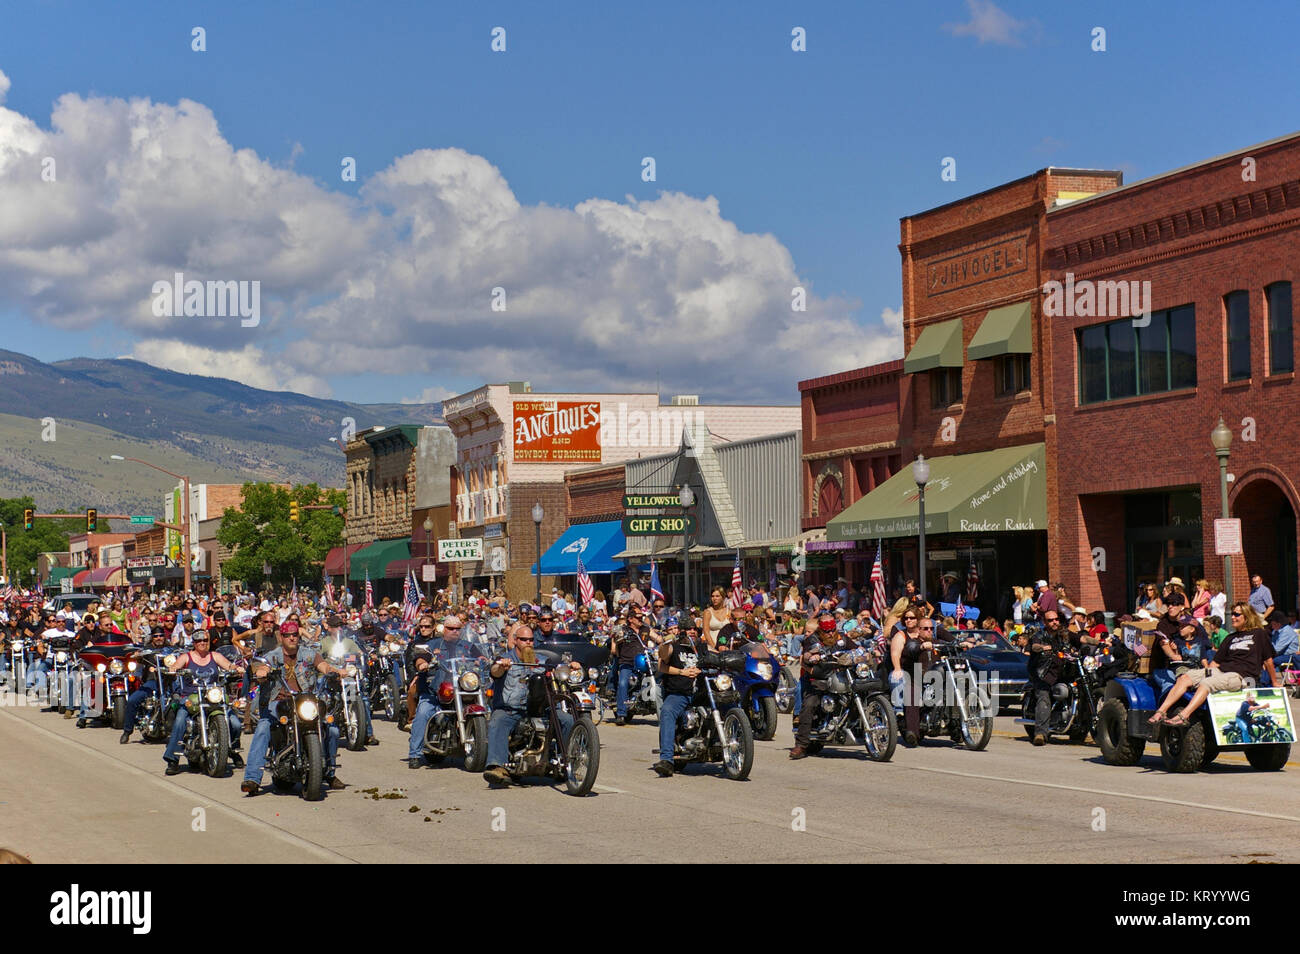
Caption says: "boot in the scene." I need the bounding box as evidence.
[789,746,808,760]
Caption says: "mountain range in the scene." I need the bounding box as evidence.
[0,349,443,522]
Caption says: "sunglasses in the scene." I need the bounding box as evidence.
[1230,611,1244,617]
[904,615,917,621]
[515,637,534,643]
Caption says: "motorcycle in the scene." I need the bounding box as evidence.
[369,637,408,728]
[500,657,601,796]
[899,642,994,750]
[253,657,328,801]
[799,655,898,761]
[174,672,234,777]
[77,639,140,729]
[421,657,490,771]
[661,650,754,780]
[44,636,77,713]
[1015,649,1106,743]
[133,649,180,743]
[599,630,662,722]
[727,636,780,741]
[322,637,369,751]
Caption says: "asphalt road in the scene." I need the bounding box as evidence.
[2,685,1298,864]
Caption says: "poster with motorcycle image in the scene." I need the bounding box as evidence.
[1208,686,1296,746]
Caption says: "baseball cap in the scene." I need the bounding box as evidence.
[1035,580,1048,589]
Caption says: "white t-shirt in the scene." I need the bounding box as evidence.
[259,598,273,612]
[42,627,68,643]
[1209,592,1227,622]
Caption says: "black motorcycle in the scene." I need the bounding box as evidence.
[661,650,754,780]
[500,657,601,796]
[899,642,994,750]
[799,655,898,762]
[369,637,407,727]
[1015,648,1107,743]
[422,657,490,771]
[133,649,180,743]
[174,672,234,777]
[253,658,327,801]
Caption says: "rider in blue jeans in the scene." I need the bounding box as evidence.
[161,632,242,775]
[482,625,576,787]
[406,614,486,768]
[652,621,704,777]
[240,628,346,794]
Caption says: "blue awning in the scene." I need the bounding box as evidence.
[531,520,628,575]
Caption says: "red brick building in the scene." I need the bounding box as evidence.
[1048,133,1300,617]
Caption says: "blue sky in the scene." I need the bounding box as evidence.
[1,0,1296,404]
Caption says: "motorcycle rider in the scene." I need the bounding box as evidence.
[790,615,870,759]
[161,630,245,775]
[318,615,379,748]
[241,625,347,794]
[611,606,660,726]
[121,628,172,744]
[482,625,579,788]
[1027,612,1067,746]
[651,618,703,777]
[406,614,486,769]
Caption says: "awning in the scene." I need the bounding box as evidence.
[348,538,411,581]
[967,301,1032,360]
[903,318,964,374]
[826,443,1047,540]
[530,520,628,575]
[48,566,85,583]
[325,543,368,577]
[77,567,126,587]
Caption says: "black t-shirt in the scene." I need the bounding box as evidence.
[661,636,701,696]
[208,625,235,649]
[1216,628,1273,680]
[1151,617,1184,666]
[619,624,653,664]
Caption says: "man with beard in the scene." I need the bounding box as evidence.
[241,626,348,794]
[789,616,870,759]
[406,614,486,768]
[482,625,580,787]
[1027,612,1067,746]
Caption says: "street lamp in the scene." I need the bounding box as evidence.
[423,516,434,601]
[112,454,191,594]
[678,484,695,611]
[1211,416,1234,609]
[912,455,930,603]
[532,502,544,605]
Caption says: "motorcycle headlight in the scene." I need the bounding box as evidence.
[1083,656,1097,671]
[163,655,177,668]
[109,659,124,674]
[330,645,345,660]
[127,661,138,672]
[756,662,774,680]
[587,667,598,680]
[345,664,358,678]
[297,698,319,721]
[568,668,584,685]
[206,687,224,704]
[378,643,389,656]
[55,651,68,664]
[458,671,481,692]
[96,663,107,673]
[855,662,872,678]
[714,673,733,691]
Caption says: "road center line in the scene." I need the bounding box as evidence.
[0,701,358,863]
[904,763,1300,823]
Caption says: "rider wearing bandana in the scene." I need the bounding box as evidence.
[789,615,868,760]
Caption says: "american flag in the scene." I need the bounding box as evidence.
[870,542,888,620]
[290,576,299,610]
[728,550,743,609]
[966,560,980,603]
[364,569,374,610]
[323,570,335,609]
[955,590,965,623]
[649,561,663,603]
[577,555,594,606]
[402,569,420,623]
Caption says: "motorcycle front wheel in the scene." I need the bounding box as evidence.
[860,695,897,762]
[721,709,754,780]
[204,713,230,778]
[381,679,397,722]
[346,695,367,751]
[564,716,600,796]
[111,695,126,730]
[463,714,488,773]
[750,694,778,741]
[959,709,993,751]
[302,732,325,801]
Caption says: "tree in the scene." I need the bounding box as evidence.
[0,497,83,585]
[216,483,346,588]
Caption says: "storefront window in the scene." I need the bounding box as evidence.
[1076,307,1196,403]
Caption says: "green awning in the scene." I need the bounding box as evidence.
[348,537,411,581]
[967,301,1032,360]
[902,318,964,374]
[825,443,1047,540]
[48,566,86,583]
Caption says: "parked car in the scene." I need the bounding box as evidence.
[47,592,99,616]
[957,630,1029,712]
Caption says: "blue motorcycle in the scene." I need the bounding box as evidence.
[720,628,779,740]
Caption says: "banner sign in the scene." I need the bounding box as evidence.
[623,515,696,536]
[623,494,683,509]
[513,400,602,463]
[438,538,484,562]
[127,555,169,568]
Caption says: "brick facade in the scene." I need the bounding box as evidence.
[565,464,625,524]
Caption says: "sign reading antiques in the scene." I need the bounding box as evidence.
[623,515,696,536]
[438,538,484,562]
[622,493,684,509]
[513,399,602,463]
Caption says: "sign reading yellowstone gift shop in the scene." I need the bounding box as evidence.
[825,444,1048,541]
[513,399,602,462]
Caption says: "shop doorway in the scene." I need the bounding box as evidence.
[1123,489,1203,611]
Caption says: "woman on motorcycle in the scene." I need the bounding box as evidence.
[161,630,245,774]
[700,587,733,651]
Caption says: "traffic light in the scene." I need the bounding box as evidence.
[86,508,97,532]
[289,501,300,523]
[23,508,33,530]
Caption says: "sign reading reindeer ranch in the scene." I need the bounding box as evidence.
[513,400,602,462]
